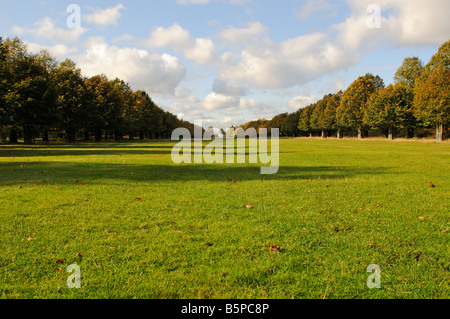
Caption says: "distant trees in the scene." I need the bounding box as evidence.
[237,41,449,142]
[282,40,450,142]
[2,36,449,144]
[0,37,194,144]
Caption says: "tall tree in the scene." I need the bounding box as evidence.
[268,113,288,136]
[108,78,133,141]
[298,103,316,137]
[84,74,110,142]
[336,73,384,138]
[281,111,301,137]
[365,84,413,140]
[53,59,88,142]
[311,94,332,138]
[425,40,450,72]
[414,65,450,142]
[394,57,425,89]
[3,38,52,144]
[393,57,424,137]
[413,40,450,141]
[0,37,7,131]
[322,91,343,138]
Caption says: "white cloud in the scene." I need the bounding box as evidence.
[202,92,239,110]
[184,38,217,64]
[76,37,186,96]
[287,95,318,111]
[212,78,248,96]
[177,0,251,4]
[146,23,192,51]
[112,34,136,44]
[145,23,217,64]
[12,17,87,43]
[335,0,450,49]
[296,0,339,19]
[25,42,78,60]
[84,4,126,26]
[218,22,268,47]
[218,32,356,90]
[177,0,211,4]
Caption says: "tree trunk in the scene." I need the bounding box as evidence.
[337,129,342,139]
[407,128,414,139]
[139,131,144,140]
[95,129,102,142]
[358,128,363,139]
[388,126,394,140]
[42,130,49,142]
[9,129,18,144]
[23,125,34,144]
[436,124,444,142]
[321,130,327,138]
[66,128,77,143]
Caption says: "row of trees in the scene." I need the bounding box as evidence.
[0,37,196,144]
[240,40,449,141]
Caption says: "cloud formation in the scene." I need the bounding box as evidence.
[145,23,217,64]
[76,37,186,96]
[84,4,126,26]
[12,17,87,43]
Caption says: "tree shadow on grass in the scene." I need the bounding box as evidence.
[0,161,391,186]
[0,143,176,157]
[0,140,277,158]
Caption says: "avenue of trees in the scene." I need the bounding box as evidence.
[0,37,196,144]
[1,36,448,144]
[240,40,450,142]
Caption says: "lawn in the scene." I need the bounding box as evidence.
[0,138,449,299]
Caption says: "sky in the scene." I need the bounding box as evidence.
[1,0,449,129]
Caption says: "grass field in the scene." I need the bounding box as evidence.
[0,138,449,299]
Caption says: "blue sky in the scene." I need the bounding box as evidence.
[1,0,448,129]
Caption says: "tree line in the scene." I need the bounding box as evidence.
[0,37,196,144]
[240,40,449,142]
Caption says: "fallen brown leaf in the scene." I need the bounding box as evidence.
[246,205,254,209]
[27,237,36,242]
[269,244,282,251]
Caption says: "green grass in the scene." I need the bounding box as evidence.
[0,138,449,299]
